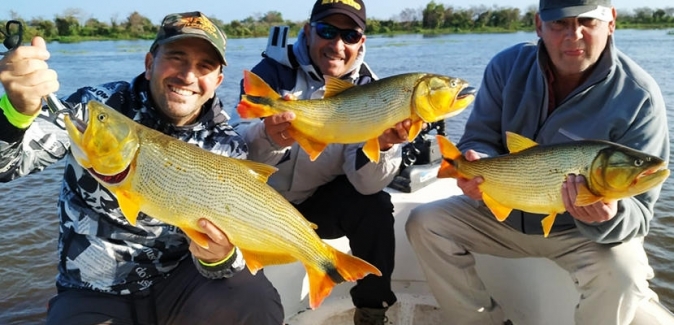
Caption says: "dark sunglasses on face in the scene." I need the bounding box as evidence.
[310,22,363,45]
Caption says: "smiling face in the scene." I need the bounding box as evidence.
[304,14,366,78]
[144,37,224,126]
[535,9,616,79]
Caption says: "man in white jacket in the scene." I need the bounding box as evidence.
[235,1,414,324]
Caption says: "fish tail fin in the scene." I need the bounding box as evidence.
[242,70,282,99]
[305,266,337,310]
[236,96,275,119]
[305,248,381,309]
[236,70,282,119]
[436,135,462,178]
[332,249,382,282]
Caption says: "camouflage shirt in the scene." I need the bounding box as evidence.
[0,74,248,294]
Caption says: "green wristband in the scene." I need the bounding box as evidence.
[198,247,237,267]
[0,94,39,129]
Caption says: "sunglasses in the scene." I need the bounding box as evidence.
[310,22,363,45]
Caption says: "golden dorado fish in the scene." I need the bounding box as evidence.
[436,132,670,237]
[237,70,476,163]
[63,101,381,309]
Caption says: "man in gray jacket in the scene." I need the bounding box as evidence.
[405,0,669,324]
[235,1,412,324]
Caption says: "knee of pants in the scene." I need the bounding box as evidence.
[575,249,653,295]
[357,191,395,223]
[405,203,439,244]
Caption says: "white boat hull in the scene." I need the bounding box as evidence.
[265,176,674,324]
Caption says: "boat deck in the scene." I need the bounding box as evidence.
[266,177,674,324]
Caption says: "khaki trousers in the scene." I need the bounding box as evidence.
[405,195,657,325]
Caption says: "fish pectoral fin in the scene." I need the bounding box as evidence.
[541,213,557,238]
[115,190,142,226]
[291,131,328,161]
[239,248,298,275]
[505,132,538,153]
[406,120,425,142]
[482,193,512,222]
[323,76,355,97]
[362,139,381,163]
[181,227,210,249]
[238,160,278,182]
[574,185,603,206]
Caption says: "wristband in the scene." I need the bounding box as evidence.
[0,94,39,129]
[198,247,237,267]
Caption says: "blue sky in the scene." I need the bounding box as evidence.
[3,0,672,24]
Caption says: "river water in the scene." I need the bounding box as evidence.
[0,29,672,323]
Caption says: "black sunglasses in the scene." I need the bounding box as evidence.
[310,22,363,45]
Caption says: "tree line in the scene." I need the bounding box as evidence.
[2,2,673,44]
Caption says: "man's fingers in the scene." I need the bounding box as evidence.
[269,112,295,125]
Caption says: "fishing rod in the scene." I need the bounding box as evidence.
[0,20,71,115]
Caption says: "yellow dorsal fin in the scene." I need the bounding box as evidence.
[482,192,512,222]
[506,131,538,153]
[541,213,557,238]
[324,76,355,98]
[574,185,603,206]
[238,160,278,182]
[242,70,282,99]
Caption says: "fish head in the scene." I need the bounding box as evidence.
[412,74,476,122]
[589,144,670,199]
[64,100,140,181]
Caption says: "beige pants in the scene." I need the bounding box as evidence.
[405,195,657,325]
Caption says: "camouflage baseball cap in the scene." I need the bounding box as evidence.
[150,11,227,66]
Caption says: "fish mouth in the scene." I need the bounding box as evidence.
[457,86,477,100]
[67,114,88,134]
[636,164,670,184]
[88,165,131,185]
[451,86,477,111]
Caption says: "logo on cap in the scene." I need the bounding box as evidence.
[320,0,362,11]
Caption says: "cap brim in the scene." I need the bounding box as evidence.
[312,10,366,31]
[154,34,227,66]
[540,5,613,22]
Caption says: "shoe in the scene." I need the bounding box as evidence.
[353,307,389,325]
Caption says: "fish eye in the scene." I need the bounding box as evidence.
[450,79,458,88]
[634,159,644,167]
[97,113,107,122]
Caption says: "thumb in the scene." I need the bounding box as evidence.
[31,37,51,60]
[32,36,47,49]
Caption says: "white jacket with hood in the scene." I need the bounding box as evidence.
[235,28,402,204]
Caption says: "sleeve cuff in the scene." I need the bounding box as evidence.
[0,94,39,129]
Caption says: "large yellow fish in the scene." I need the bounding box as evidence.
[63,101,381,309]
[237,70,476,163]
[436,132,670,237]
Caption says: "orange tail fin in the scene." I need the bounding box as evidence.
[436,135,462,179]
[236,70,282,119]
[305,248,381,309]
[236,96,274,119]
